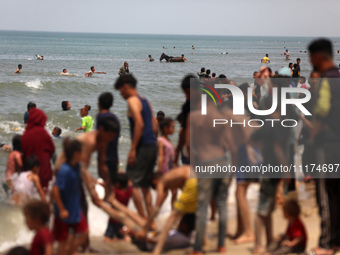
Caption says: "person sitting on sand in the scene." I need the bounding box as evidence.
[261,54,270,63]
[60,69,77,76]
[85,66,106,77]
[181,54,189,62]
[14,64,22,73]
[146,55,154,62]
[264,200,307,255]
[75,107,94,133]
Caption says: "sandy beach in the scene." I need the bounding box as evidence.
[12,181,317,255]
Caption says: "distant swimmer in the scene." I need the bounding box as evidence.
[61,101,71,111]
[118,61,129,76]
[281,49,290,60]
[261,54,270,64]
[173,47,176,49]
[337,50,340,54]
[146,55,154,62]
[85,66,106,77]
[35,54,44,60]
[60,69,77,76]
[14,64,22,73]
[181,54,189,62]
[163,47,167,49]
[192,45,195,50]
[221,52,228,54]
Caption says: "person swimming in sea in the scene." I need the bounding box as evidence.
[85,66,106,77]
[60,69,77,76]
[146,55,154,62]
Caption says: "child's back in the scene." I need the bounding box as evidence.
[4,135,23,183]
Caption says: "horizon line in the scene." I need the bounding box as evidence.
[1,29,338,39]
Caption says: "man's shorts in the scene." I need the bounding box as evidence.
[257,178,280,217]
[126,143,157,188]
[53,212,88,242]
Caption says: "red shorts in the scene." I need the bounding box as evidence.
[53,212,88,242]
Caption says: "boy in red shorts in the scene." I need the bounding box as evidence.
[52,138,88,255]
[23,199,53,255]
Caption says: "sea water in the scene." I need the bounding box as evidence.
[1,30,339,251]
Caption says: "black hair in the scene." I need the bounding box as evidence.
[63,137,82,164]
[200,67,205,72]
[182,54,184,56]
[266,54,269,57]
[294,64,298,69]
[124,61,128,65]
[23,199,50,225]
[289,62,293,68]
[90,66,95,71]
[148,55,151,57]
[98,92,113,110]
[61,101,68,111]
[63,69,66,72]
[24,155,40,170]
[212,73,216,77]
[181,74,196,90]
[253,71,258,76]
[53,127,62,136]
[159,117,174,134]
[218,74,226,78]
[6,246,29,255]
[98,116,119,133]
[114,74,137,90]
[114,173,128,189]
[12,135,22,152]
[157,111,165,119]
[176,112,183,123]
[27,102,36,111]
[239,83,250,92]
[18,64,22,68]
[308,38,333,58]
[297,58,301,61]
[85,104,91,111]
[206,69,211,75]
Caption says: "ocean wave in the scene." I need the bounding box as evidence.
[24,79,43,89]
[0,121,25,135]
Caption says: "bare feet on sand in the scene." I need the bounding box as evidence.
[233,233,255,245]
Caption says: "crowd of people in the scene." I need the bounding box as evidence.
[2,38,340,255]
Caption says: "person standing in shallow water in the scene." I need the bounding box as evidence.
[114,74,157,219]
[118,61,129,76]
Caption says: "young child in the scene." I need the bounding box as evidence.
[265,200,307,255]
[52,127,62,138]
[52,138,88,255]
[12,155,46,205]
[104,173,133,242]
[2,135,23,195]
[23,199,53,255]
[157,118,177,206]
[75,107,94,132]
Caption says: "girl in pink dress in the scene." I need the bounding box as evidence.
[157,118,177,207]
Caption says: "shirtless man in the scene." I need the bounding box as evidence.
[146,55,154,62]
[14,64,22,73]
[85,66,106,77]
[60,69,77,76]
[54,116,145,230]
[188,86,237,255]
[181,54,189,62]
